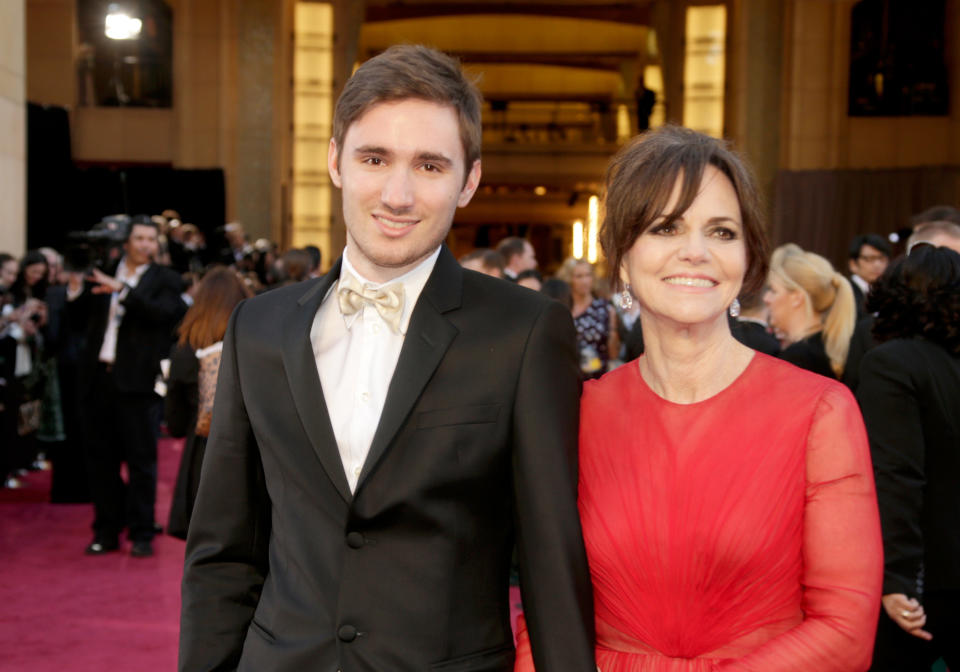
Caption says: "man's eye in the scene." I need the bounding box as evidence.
[422,163,440,172]
[364,157,383,166]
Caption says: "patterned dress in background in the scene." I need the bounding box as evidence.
[574,298,610,379]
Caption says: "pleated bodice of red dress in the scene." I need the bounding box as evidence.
[515,353,883,672]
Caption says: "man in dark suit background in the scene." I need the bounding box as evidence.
[847,233,890,318]
[69,217,186,557]
[179,45,595,672]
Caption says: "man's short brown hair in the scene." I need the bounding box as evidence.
[332,44,483,176]
[600,125,769,294]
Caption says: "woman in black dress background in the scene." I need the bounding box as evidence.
[857,244,960,671]
[166,267,250,539]
[764,243,856,379]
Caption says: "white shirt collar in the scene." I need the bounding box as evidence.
[337,246,442,335]
[850,274,869,294]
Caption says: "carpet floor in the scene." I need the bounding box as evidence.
[0,438,185,672]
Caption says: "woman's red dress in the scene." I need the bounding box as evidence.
[517,353,883,671]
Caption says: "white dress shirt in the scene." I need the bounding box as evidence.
[311,247,440,492]
[99,258,150,364]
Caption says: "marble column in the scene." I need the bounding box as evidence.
[0,0,26,255]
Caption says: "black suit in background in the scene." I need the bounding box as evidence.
[849,276,868,320]
[858,338,960,671]
[180,249,595,672]
[730,317,780,356]
[778,332,836,379]
[71,262,185,544]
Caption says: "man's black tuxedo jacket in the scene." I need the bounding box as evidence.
[72,263,185,395]
[180,249,595,672]
[857,337,960,597]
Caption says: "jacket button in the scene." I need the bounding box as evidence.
[338,624,358,642]
[346,531,364,549]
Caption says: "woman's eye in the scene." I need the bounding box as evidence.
[713,227,739,240]
[649,222,676,235]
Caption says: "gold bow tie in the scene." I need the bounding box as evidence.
[337,276,405,333]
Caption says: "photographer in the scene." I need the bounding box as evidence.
[67,215,186,558]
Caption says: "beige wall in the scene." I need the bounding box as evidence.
[781,0,960,170]
[1,0,26,255]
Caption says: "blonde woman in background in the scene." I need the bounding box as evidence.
[557,258,619,379]
[764,243,856,379]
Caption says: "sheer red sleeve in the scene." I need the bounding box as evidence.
[721,384,883,671]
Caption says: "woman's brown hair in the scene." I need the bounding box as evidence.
[178,266,252,350]
[600,125,769,295]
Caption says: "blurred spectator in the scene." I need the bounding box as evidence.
[910,205,960,228]
[558,257,618,379]
[166,266,251,540]
[39,247,64,286]
[496,237,537,281]
[10,250,50,305]
[220,222,250,266]
[907,220,960,254]
[765,243,856,379]
[0,253,17,308]
[280,249,313,285]
[540,277,572,311]
[304,245,323,278]
[847,234,891,318]
[730,288,780,356]
[516,269,543,291]
[857,245,960,670]
[459,248,505,278]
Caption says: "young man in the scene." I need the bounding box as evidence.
[180,45,595,672]
[847,233,891,317]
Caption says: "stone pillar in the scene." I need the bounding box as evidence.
[327,0,365,259]
[0,0,26,255]
[726,0,784,210]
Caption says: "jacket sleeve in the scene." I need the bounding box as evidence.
[856,346,925,596]
[722,384,883,671]
[122,267,187,328]
[512,299,596,671]
[179,301,271,671]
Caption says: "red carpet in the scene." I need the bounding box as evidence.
[0,438,185,672]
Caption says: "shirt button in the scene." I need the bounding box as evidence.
[346,531,365,549]
[360,391,370,403]
[353,466,361,477]
[338,624,358,642]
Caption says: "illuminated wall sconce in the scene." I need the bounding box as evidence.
[105,4,143,40]
[572,220,584,259]
[533,185,547,196]
[587,195,599,264]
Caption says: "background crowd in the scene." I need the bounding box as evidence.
[1,196,958,668]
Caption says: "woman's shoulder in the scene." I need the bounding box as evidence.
[583,360,636,403]
[752,351,850,402]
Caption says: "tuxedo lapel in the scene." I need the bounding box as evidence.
[280,258,353,503]
[358,248,462,488]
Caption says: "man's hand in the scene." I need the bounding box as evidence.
[88,268,124,295]
[882,593,933,640]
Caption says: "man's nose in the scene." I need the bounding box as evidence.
[381,168,415,210]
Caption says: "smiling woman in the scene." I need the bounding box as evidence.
[515,125,884,671]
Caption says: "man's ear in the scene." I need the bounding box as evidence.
[848,258,857,275]
[457,160,482,208]
[328,139,342,189]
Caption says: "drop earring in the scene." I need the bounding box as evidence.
[729,298,741,318]
[620,285,633,311]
